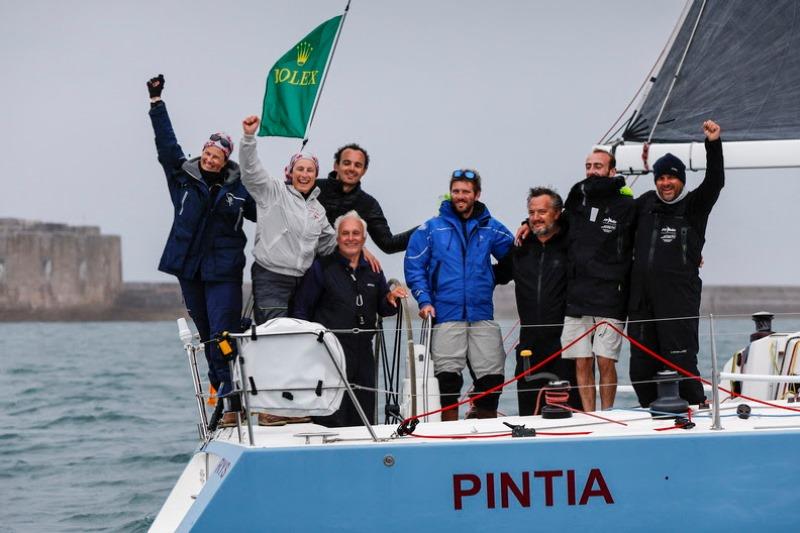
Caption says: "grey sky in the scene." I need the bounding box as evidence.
[2,1,798,285]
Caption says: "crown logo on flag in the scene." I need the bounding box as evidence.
[296,42,313,66]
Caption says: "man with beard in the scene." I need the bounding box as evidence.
[494,187,580,415]
[316,144,417,254]
[628,120,724,407]
[405,169,514,420]
[559,149,636,411]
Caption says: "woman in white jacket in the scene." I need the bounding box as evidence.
[239,115,337,324]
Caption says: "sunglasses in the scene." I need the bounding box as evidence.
[452,169,477,179]
[209,133,232,150]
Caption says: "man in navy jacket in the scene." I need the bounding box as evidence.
[293,211,406,427]
[147,74,256,427]
[405,169,513,420]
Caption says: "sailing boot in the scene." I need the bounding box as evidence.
[436,372,463,422]
[473,374,504,417]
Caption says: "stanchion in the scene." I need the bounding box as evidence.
[709,314,723,430]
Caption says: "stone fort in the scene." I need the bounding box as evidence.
[0,218,123,319]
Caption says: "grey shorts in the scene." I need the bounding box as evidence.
[431,320,506,378]
[560,316,624,361]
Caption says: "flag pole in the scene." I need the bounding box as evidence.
[299,0,351,151]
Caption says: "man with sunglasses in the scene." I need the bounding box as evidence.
[405,169,514,420]
[316,144,417,253]
[147,74,256,429]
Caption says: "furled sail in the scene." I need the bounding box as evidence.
[605,0,800,172]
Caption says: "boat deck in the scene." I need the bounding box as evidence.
[210,399,800,449]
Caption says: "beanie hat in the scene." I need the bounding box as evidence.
[284,152,320,182]
[203,132,233,160]
[653,153,686,184]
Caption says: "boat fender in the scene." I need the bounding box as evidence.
[315,380,323,397]
[316,331,325,343]
[502,421,536,438]
[250,324,257,341]
[649,370,689,419]
[282,391,294,401]
[736,404,751,419]
[248,376,258,395]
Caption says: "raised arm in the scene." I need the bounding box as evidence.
[691,120,725,213]
[239,116,280,205]
[147,74,186,178]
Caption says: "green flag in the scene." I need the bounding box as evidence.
[258,15,343,138]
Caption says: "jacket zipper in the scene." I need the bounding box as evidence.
[680,227,689,265]
[537,243,545,313]
[647,214,659,267]
[234,207,243,231]
[178,191,188,216]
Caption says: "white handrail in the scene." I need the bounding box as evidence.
[720,372,800,383]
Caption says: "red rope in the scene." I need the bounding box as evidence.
[602,321,800,414]
[398,319,800,441]
[407,430,593,439]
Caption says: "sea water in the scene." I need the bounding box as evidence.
[1,316,798,532]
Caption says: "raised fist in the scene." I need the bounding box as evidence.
[242,115,260,135]
[147,74,165,98]
[703,120,720,141]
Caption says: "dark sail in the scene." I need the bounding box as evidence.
[623,0,800,143]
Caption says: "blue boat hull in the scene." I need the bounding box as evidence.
[177,430,800,531]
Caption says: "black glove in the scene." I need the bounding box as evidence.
[147,74,165,98]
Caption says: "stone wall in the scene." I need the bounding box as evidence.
[0,218,122,319]
[492,283,800,319]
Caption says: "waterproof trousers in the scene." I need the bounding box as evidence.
[179,278,242,411]
[314,335,376,428]
[628,306,706,407]
[251,262,302,326]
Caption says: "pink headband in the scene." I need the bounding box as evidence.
[284,152,320,182]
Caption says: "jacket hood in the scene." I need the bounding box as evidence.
[183,157,242,185]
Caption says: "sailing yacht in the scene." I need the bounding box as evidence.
[150,1,800,530]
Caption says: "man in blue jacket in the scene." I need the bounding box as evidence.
[405,169,514,421]
[147,74,256,428]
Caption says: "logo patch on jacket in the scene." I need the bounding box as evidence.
[660,226,677,243]
[600,217,617,234]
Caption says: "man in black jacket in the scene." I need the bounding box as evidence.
[316,144,416,254]
[495,187,580,415]
[560,150,636,412]
[628,120,724,407]
[293,210,407,427]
